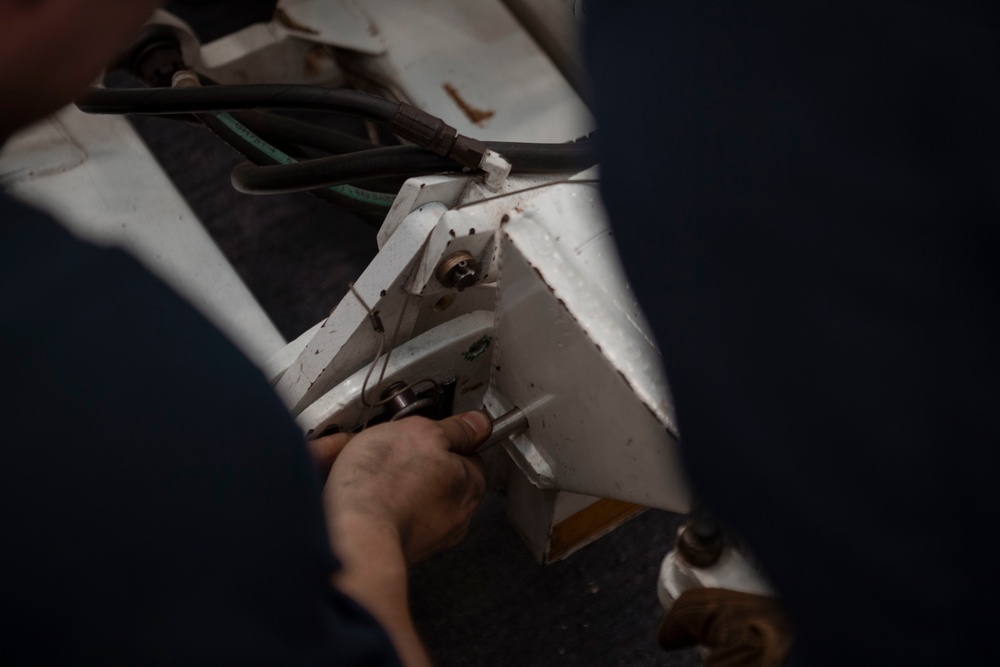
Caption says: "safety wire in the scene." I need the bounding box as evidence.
[349,283,387,429]
[351,283,438,430]
[454,178,600,210]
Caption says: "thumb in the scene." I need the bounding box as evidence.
[437,410,493,454]
[306,432,355,479]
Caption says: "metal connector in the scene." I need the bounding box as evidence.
[390,103,496,176]
[479,149,512,191]
[391,104,460,158]
[436,251,479,291]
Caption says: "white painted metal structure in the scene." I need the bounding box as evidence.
[0,108,284,366]
[657,539,776,613]
[283,167,690,513]
[0,0,692,562]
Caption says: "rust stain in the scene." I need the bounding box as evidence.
[460,381,486,395]
[275,8,320,35]
[304,46,328,78]
[442,83,495,127]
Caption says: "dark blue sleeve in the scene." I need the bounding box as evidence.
[585,2,1000,665]
[0,194,401,666]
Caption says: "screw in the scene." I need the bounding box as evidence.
[436,251,478,291]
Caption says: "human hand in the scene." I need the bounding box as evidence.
[308,411,490,666]
[320,411,491,565]
[306,429,353,480]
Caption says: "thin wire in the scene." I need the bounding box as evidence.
[350,283,387,413]
[373,291,413,398]
[454,179,599,210]
[349,282,386,334]
[354,283,417,428]
[350,282,446,429]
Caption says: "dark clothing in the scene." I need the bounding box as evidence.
[586,2,1000,665]
[0,193,399,666]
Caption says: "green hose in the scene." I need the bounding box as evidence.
[215,112,395,208]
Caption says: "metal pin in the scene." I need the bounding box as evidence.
[476,407,528,454]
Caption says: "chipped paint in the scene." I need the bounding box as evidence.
[463,335,493,362]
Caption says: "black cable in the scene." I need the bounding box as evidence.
[488,138,598,173]
[225,110,597,171]
[232,111,378,155]
[231,145,457,195]
[230,140,598,195]
[228,111,410,194]
[77,84,399,123]
[196,111,390,224]
[80,84,600,180]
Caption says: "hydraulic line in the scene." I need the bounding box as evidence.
[80,84,597,199]
[202,111,396,216]
[488,138,597,172]
[232,145,458,195]
[77,84,399,123]
[210,113,396,212]
[227,111,409,194]
[218,109,597,173]
[232,111,378,155]
[77,84,494,172]
[231,140,597,195]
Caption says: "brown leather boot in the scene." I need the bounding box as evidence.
[657,588,794,667]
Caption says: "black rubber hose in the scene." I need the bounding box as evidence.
[228,111,409,194]
[232,111,378,155]
[196,112,390,224]
[227,111,597,171]
[231,145,454,195]
[77,84,399,123]
[489,139,598,172]
[231,141,598,195]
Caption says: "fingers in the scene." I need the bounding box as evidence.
[436,410,493,455]
[322,411,491,566]
[306,432,355,479]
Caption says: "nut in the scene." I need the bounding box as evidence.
[381,382,437,421]
[435,251,478,291]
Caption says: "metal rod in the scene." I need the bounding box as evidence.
[476,407,528,454]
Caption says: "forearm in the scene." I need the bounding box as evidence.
[330,512,432,667]
[318,414,490,666]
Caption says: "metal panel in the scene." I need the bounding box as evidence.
[353,0,593,142]
[297,311,495,435]
[491,182,690,511]
[275,203,449,414]
[0,108,285,366]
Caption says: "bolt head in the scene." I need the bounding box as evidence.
[436,251,479,291]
